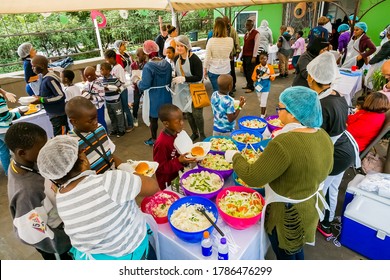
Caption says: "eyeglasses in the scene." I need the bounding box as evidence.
[276,107,289,113]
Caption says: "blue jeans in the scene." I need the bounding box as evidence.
[120,88,134,128]
[292,56,300,69]
[0,134,10,176]
[97,105,108,132]
[268,227,304,260]
[208,72,220,92]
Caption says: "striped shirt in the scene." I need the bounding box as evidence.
[56,170,146,257]
[100,75,122,102]
[82,80,105,109]
[69,124,115,174]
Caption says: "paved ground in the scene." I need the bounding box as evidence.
[0,68,366,260]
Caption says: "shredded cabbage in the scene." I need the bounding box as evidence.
[199,154,233,171]
[241,119,266,128]
[210,138,238,152]
[232,132,261,143]
[218,191,263,218]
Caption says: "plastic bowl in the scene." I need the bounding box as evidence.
[140,190,180,224]
[167,196,218,243]
[216,186,265,230]
[259,138,271,152]
[180,169,224,200]
[230,129,263,151]
[266,115,284,133]
[203,136,238,155]
[197,153,234,179]
[238,115,267,134]
[232,172,265,197]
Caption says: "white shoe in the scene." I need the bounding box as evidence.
[134,118,139,127]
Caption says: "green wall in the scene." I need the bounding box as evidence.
[359,0,390,46]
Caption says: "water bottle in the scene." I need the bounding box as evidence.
[217,237,229,260]
[201,231,212,257]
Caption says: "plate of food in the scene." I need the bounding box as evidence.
[18,96,37,105]
[185,142,211,161]
[140,190,180,223]
[127,160,159,177]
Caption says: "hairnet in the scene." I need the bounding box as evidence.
[175,35,192,50]
[337,24,350,33]
[113,40,125,50]
[355,22,368,33]
[37,135,79,180]
[17,42,33,59]
[307,51,339,84]
[143,40,159,55]
[280,86,323,128]
[349,14,359,21]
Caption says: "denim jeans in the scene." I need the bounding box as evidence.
[207,71,220,92]
[120,88,134,128]
[97,105,108,132]
[0,134,10,176]
[292,55,300,69]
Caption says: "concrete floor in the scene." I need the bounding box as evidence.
[0,68,366,260]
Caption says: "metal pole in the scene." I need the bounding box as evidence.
[167,0,176,27]
[93,18,104,58]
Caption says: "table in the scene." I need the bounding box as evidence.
[332,69,363,106]
[13,109,54,138]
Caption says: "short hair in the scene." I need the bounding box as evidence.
[167,25,176,35]
[161,25,167,32]
[297,31,304,37]
[280,25,287,32]
[65,96,95,118]
[362,91,390,113]
[100,62,112,71]
[259,51,269,58]
[213,19,227,38]
[104,49,116,59]
[5,122,47,152]
[62,70,75,82]
[166,46,175,53]
[158,104,181,122]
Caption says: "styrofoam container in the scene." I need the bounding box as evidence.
[18,96,36,105]
[174,130,193,155]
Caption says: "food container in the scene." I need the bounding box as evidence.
[230,129,262,151]
[238,116,267,134]
[197,153,234,179]
[180,169,224,200]
[232,172,265,197]
[203,136,238,155]
[266,115,284,133]
[140,191,180,224]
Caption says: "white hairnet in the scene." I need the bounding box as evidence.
[175,35,192,50]
[37,135,79,180]
[306,52,339,84]
[17,42,33,59]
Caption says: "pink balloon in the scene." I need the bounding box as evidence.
[90,10,107,28]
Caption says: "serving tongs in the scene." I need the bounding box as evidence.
[196,206,224,237]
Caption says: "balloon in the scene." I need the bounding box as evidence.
[41,13,52,18]
[119,10,128,19]
[90,10,107,28]
[59,15,69,24]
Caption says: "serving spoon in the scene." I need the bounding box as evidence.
[197,206,225,237]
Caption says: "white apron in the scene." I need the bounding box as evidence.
[342,36,362,68]
[142,85,174,126]
[173,56,193,113]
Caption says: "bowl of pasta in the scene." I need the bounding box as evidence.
[140,190,180,224]
[167,196,219,243]
[197,153,234,179]
[203,136,238,155]
[238,116,267,134]
[230,129,263,151]
[180,169,224,200]
[216,186,265,230]
[232,172,265,197]
[266,115,284,133]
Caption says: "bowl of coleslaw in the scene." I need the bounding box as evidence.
[197,153,234,179]
[216,186,265,230]
[238,116,267,134]
[203,136,238,155]
[180,169,224,200]
[140,190,180,224]
[232,172,265,197]
[266,115,284,133]
[167,196,219,243]
[230,129,263,151]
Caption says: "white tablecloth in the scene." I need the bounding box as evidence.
[13,109,54,138]
[332,70,363,106]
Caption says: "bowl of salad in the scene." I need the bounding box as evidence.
[266,115,284,133]
[238,116,267,134]
[203,136,238,155]
[180,169,224,200]
[216,186,265,230]
[197,153,234,179]
[232,172,265,197]
[140,190,180,224]
[230,129,263,151]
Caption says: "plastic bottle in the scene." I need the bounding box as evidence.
[217,237,229,260]
[201,231,212,257]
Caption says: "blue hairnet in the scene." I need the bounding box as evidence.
[337,24,350,33]
[279,86,323,128]
[355,22,368,33]
[349,14,359,21]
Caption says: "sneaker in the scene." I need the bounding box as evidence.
[109,130,118,136]
[144,138,155,146]
[133,118,139,127]
[317,222,333,238]
[116,131,126,138]
[190,133,199,141]
[126,127,134,133]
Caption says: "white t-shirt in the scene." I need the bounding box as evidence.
[63,85,81,102]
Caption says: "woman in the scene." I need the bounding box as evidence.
[306,52,359,238]
[204,19,234,92]
[225,86,333,260]
[256,20,273,53]
[37,135,159,260]
[114,40,133,73]
[347,92,390,152]
[17,42,41,96]
[172,35,206,141]
[163,25,178,57]
[341,22,376,69]
[136,40,173,146]
[292,37,330,87]
[337,24,351,61]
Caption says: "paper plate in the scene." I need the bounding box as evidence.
[18,96,36,105]
[18,106,29,113]
[185,142,211,161]
[127,160,159,177]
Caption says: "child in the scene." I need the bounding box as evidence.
[81,66,107,131]
[153,104,196,190]
[211,74,246,136]
[99,62,126,137]
[5,122,72,260]
[252,52,276,118]
[105,49,134,132]
[65,96,123,174]
[130,48,148,127]
[17,42,41,96]
[31,55,69,136]
[165,46,176,77]
[277,26,292,78]
[291,31,305,69]
[60,69,81,102]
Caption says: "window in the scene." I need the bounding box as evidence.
[235,11,258,34]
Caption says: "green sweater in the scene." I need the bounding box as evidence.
[233,129,333,252]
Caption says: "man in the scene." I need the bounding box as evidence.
[241,19,260,93]
[155,16,168,58]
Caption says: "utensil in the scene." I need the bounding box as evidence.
[197,206,224,237]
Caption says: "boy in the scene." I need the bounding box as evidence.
[31,55,69,136]
[60,69,81,102]
[251,52,276,118]
[211,74,245,136]
[82,66,107,131]
[153,104,196,190]
[5,122,72,260]
[66,96,123,174]
[276,26,292,78]
[105,49,134,132]
[165,46,176,77]
[99,62,126,137]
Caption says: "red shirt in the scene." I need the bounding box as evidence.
[347,110,385,151]
[153,130,184,190]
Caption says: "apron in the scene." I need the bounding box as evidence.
[342,36,362,68]
[142,85,174,126]
[173,56,193,113]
